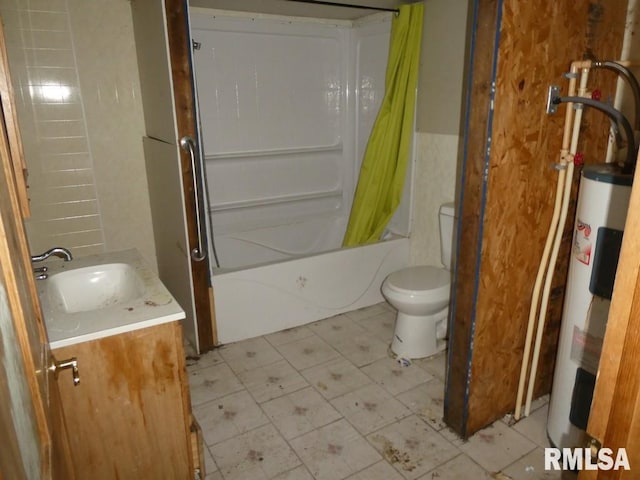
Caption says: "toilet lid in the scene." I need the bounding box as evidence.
[385,266,450,295]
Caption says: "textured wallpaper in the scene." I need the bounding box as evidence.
[409,132,460,267]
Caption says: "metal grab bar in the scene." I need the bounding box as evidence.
[180,136,207,262]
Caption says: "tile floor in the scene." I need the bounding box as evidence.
[187,303,561,480]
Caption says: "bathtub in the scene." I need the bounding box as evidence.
[196,10,411,344]
[212,236,409,344]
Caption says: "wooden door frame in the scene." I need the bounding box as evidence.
[581,152,640,479]
[164,0,217,351]
[0,21,74,477]
[445,0,629,438]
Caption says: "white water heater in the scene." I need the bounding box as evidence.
[547,163,633,449]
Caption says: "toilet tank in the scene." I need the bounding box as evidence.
[439,202,456,269]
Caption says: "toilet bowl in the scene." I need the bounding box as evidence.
[382,266,450,359]
[381,202,456,359]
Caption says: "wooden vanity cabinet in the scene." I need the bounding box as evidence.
[52,321,201,479]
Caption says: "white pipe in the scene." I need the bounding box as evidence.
[524,66,591,417]
[514,60,591,420]
[606,0,638,163]
[513,159,566,420]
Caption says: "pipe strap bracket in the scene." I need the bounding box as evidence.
[546,85,561,114]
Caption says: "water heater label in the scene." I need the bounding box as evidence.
[574,219,592,265]
[570,325,603,375]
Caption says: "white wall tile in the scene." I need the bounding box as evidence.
[1,0,104,256]
[1,0,156,265]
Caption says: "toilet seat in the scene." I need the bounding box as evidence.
[383,266,450,301]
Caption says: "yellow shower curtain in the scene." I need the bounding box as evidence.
[342,3,424,247]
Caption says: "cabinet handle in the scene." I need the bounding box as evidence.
[50,357,80,386]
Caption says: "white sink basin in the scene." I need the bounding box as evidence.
[39,249,185,349]
[47,263,146,313]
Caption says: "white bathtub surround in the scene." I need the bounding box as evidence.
[213,237,409,344]
[190,9,412,270]
[188,9,414,344]
[409,132,460,266]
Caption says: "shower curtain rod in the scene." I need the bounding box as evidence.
[286,0,399,14]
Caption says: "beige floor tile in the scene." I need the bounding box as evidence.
[272,465,315,479]
[396,378,447,431]
[301,357,372,399]
[218,337,284,374]
[194,390,270,446]
[344,303,391,322]
[438,426,466,447]
[189,362,244,406]
[331,332,390,367]
[205,470,223,480]
[350,310,396,343]
[361,357,433,396]
[507,395,551,426]
[191,306,557,480]
[262,386,342,440]
[275,335,341,370]
[459,420,536,473]
[202,445,219,478]
[346,460,404,479]
[210,424,301,480]
[512,404,551,448]
[367,415,460,479]
[264,325,316,347]
[290,419,381,480]
[412,350,448,382]
[186,348,225,371]
[501,447,562,479]
[309,314,366,342]
[421,453,491,479]
[331,383,411,435]
[531,394,550,412]
[237,359,309,403]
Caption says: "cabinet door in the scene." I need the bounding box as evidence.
[53,322,194,480]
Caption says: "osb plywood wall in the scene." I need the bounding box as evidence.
[446,0,628,437]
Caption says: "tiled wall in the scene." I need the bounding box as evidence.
[409,132,459,267]
[1,0,105,257]
[0,0,156,266]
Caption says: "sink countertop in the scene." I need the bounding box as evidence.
[38,248,185,349]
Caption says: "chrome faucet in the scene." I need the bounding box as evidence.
[31,247,73,263]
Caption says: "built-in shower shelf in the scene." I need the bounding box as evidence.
[209,189,342,212]
[204,143,343,160]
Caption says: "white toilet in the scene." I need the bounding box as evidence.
[382,202,456,359]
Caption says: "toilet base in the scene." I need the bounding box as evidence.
[390,309,448,359]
